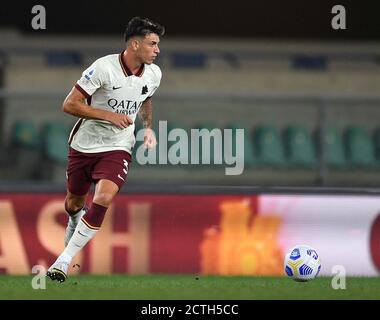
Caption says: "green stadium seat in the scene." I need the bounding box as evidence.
[344,126,376,169]
[10,120,41,178]
[254,125,286,168]
[315,127,346,169]
[11,121,40,149]
[226,123,257,168]
[284,126,316,168]
[373,128,380,162]
[42,122,69,165]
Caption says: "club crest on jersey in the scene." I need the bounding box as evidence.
[141,85,148,95]
[84,68,96,80]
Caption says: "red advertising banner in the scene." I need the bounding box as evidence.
[1,193,282,275]
[2,193,379,276]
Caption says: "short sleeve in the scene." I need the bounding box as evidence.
[75,59,105,98]
[148,85,159,98]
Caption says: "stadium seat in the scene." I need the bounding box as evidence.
[373,128,380,163]
[344,126,376,169]
[254,125,286,168]
[46,50,82,66]
[10,120,42,179]
[42,122,69,165]
[171,52,206,68]
[292,55,327,70]
[284,126,316,168]
[225,123,257,168]
[11,120,40,149]
[315,127,346,169]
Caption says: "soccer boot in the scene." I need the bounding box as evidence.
[64,206,87,247]
[46,254,71,283]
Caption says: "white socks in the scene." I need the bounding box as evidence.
[63,219,98,258]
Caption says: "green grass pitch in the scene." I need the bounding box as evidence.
[0,275,379,300]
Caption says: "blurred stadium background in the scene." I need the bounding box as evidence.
[2,1,380,187]
[0,1,380,289]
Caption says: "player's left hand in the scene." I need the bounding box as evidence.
[143,128,157,149]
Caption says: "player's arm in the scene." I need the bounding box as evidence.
[138,97,157,149]
[62,86,133,129]
[139,97,153,129]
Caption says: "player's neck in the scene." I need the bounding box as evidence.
[122,50,143,75]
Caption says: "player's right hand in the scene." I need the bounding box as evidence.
[107,113,133,129]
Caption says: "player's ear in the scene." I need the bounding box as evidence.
[131,38,139,51]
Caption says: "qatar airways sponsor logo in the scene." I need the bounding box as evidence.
[107,99,143,115]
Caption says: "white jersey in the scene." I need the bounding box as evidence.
[69,51,162,154]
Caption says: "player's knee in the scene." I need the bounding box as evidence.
[93,192,114,207]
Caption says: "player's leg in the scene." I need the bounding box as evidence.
[63,150,131,253]
[64,191,89,247]
[80,150,132,229]
[47,194,91,282]
[64,178,119,253]
[48,179,119,282]
[65,191,87,214]
[47,150,131,282]
[47,149,92,282]
[63,151,93,246]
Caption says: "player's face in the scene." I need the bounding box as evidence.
[137,33,160,65]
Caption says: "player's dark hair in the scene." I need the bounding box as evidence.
[124,17,165,42]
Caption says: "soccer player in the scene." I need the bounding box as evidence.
[46,17,164,282]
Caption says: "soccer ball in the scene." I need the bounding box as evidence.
[284,245,321,282]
